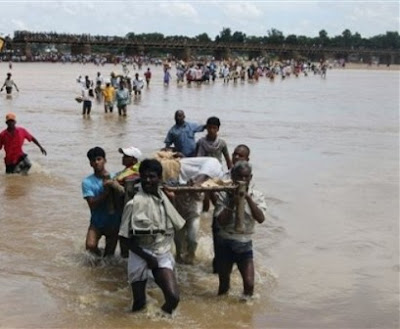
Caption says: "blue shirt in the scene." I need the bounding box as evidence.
[164,121,204,157]
[82,173,120,229]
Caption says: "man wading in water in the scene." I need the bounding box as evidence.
[119,159,185,314]
[0,112,47,174]
[82,147,120,257]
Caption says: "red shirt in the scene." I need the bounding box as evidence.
[0,127,33,165]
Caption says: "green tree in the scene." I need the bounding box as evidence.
[318,29,329,46]
[215,27,232,42]
[267,28,284,44]
[232,31,246,43]
[285,34,298,45]
[195,33,211,42]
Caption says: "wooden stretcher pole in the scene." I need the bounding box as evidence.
[234,181,246,233]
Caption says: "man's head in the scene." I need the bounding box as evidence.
[174,110,185,125]
[119,81,125,89]
[5,112,16,129]
[7,72,11,78]
[87,147,106,173]
[119,146,142,168]
[231,161,252,186]
[206,116,221,138]
[135,73,139,78]
[139,159,163,195]
[232,144,250,165]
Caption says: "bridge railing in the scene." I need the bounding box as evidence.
[11,31,400,55]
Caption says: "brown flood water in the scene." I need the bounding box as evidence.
[0,63,398,328]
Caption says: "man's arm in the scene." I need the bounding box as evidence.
[121,236,158,269]
[245,193,265,223]
[222,146,232,169]
[84,189,109,211]
[216,193,236,226]
[192,122,206,133]
[31,137,47,155]
[13,81,19,92]
[82,176,111,211]
[164,128,173,148]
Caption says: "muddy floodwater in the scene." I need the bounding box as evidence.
[0,63,398,328]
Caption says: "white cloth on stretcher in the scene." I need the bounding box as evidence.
[179,157,224,184]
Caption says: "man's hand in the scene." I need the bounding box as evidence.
[40,147,47,156]
[173,152,185,158]
[146,255,158,270]
[163,188,175,201]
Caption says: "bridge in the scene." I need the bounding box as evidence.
[2,31,399,63]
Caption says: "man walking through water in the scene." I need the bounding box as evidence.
[82,147,120,257]
[119,159,185,314]
[164,110,205,157]
[0,113,47,174]
[0,73,19,95]
[213,161,267,298]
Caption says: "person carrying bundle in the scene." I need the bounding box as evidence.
[213,161,267,298]
[155,151,224,264]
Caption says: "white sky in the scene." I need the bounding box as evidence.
[0,1,399,39]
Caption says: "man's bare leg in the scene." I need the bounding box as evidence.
[85,226,101,256]
[237,258,255,296]
[153,268,180,314]
[131,281,147,312]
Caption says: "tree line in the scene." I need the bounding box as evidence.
[126,27,399,50]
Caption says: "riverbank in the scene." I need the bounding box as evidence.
[344,62,400,70]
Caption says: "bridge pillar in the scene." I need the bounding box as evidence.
[23,43,32,60]
[390,54,395,65]
[214,47,231,61]
[248,50,262,60]
[71,43,91,56]
[125,45,144,56]
[180,47,191,61]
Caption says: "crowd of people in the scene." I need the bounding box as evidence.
[70,57,329,117]
[79,110,268,314]
[0,106,268,316]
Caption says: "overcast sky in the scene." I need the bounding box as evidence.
[0,1,398,39]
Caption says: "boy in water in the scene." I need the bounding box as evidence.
[196,116,232,169]
[82,147,120,257]
[196,116,232,212]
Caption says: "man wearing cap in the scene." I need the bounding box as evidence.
[164,110,205,157]
[106,146,143,212]
[0,73,19,95]
[114,146,142,198]
[101,146,142,258]
[0,113,47,174]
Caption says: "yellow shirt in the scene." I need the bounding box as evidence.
[102,86,115,102]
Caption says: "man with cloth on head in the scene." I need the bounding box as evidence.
[0,112,47,174]
[119,159,185,314]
